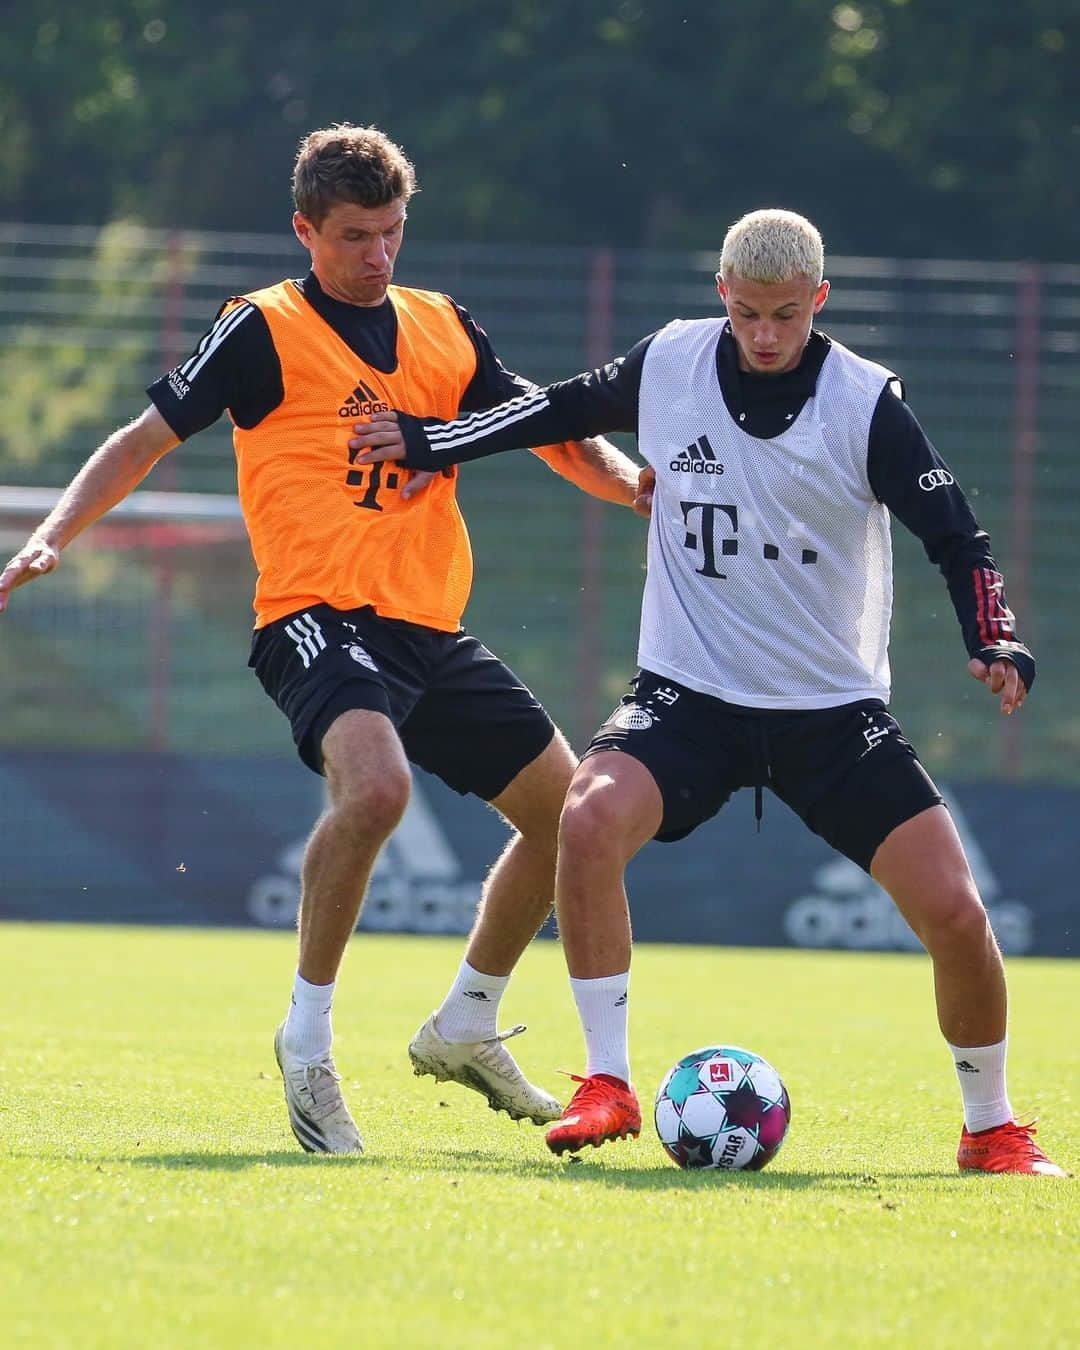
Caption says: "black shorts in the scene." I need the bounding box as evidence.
[583,670,943,872]
[249,603,555,800]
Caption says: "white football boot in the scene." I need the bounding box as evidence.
[273,1024,364,1154]
[408,1014,562,1124]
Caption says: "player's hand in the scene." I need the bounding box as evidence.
[401,471,437,501]
[0,537,60,613]
[968,656,1026,715]
[633,465,655,519]
[349,411,406,463]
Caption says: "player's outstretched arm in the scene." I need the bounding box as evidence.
[352,347,647,486]
[0,405,178,613]
[352,344,647,482]
[528,436,641,508]
[349,387,575,473]
[349,416,647,512]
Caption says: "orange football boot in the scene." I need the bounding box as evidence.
[545,1073,642,1156]
[957,1120,1069,1177]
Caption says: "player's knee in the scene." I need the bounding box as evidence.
[333,766,411,839]
[922,881,990,952]
[558,780,632,863]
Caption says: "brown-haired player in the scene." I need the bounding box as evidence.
[0,123,643,1155]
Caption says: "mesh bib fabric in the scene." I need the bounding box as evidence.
[636,319,896,708]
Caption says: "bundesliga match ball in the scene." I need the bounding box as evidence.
[654,1045,791,1171]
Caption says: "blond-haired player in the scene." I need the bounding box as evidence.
[351,208,1065,1177]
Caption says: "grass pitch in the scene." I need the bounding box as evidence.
[1,923,1076,1349]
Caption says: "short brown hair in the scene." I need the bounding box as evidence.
[292,123,417,226]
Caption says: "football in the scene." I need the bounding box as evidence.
[654,1044,791,1170]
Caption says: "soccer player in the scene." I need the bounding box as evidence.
[350,209,1067,1176]
[0,123,645,1156]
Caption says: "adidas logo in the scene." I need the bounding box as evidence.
[670,434,724,475]
[462,990,490,1002]
[613,993,628,1007]
[338,375,390,419]
[955,1060,980,1073]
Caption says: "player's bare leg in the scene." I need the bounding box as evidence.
[276,709,410,1154]
[555,753,663,978]
[296,710,411,981]
[409,732,575,1123]
[467,729,578,975]
[544,753,662,1154]
[872,804,1066,1176]
[871,805,1004,1048]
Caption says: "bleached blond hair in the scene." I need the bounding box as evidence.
[719,209,824,285]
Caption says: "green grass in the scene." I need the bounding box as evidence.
[1,925,1076,1349]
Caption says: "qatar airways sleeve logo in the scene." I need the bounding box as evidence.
[918,468,955,491]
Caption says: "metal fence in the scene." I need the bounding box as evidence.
[2,222,1078,782]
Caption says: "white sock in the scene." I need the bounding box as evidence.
[282,972,335,1063]
[948,1037,1013,1132]
[570,972,630,1085]
[434,960,508,1042]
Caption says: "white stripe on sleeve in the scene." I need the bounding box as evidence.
[425,390,552,453]
[179,303,256,383]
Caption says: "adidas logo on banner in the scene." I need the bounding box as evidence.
[670,434,724,474]
[783,786,1033,955]
[247,781,482,935]
[338,376,390,418]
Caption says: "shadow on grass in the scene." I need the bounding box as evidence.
[111,1149,958,1190]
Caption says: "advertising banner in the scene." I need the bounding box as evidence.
[0,750,1073,956]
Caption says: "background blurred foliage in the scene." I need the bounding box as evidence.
[0,222,174,465]
[1,0,1077,258]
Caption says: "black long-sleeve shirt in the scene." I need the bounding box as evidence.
[391,326,1034,686]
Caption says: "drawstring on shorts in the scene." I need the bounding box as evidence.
[752,721,772,831]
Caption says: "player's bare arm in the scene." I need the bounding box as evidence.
[528,437,639,508]
[0,405,178,613]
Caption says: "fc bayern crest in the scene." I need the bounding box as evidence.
[345,643,378,671]
[613,705,655,731]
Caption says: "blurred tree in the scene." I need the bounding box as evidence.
[0,1,1076,258]
[0,221,197,467]
[819,0,1080,259]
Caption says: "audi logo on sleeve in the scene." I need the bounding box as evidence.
[918,468,955,491]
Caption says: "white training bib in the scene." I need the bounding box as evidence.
[636,319,896,709]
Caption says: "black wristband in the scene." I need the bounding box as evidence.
[974,644,1036,693]
[398,413,441,470]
